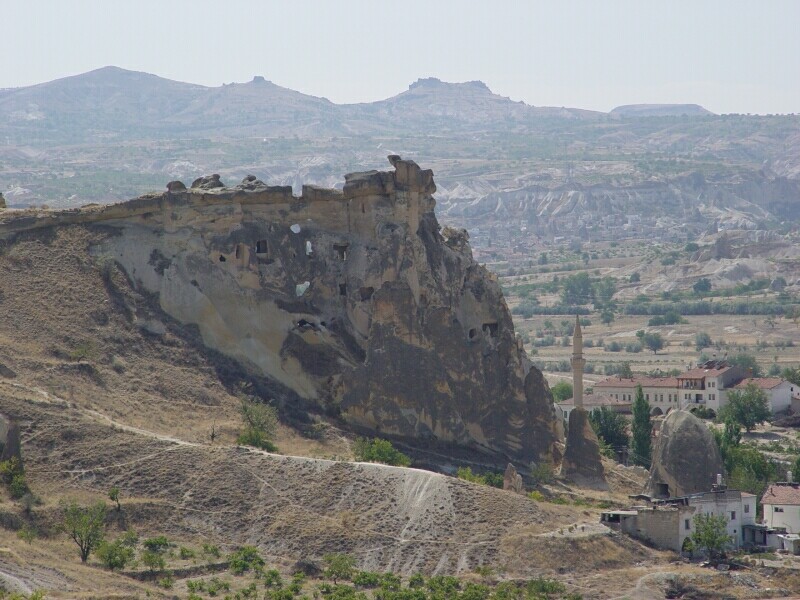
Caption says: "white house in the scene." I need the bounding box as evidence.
[677,361,748,412]
[687,488,757,548]
[604,484,756,553]
[733,378,797,414]
[555,393,631,424]
[763,482,800,533]
[593,376,680,416]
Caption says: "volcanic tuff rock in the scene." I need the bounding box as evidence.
[0,157,558,464]
[560,408,607,490]
[645,410,724,498]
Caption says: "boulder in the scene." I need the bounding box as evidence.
[237,175,267,191]
[190,174,225,190]
[645,410,723,498]
[166,180,187,193]
[503,463,524,494]
[560,408,607,490]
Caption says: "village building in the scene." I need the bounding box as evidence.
[677,360,748,412]
[594,376,680,416]
[733,378,797,414]
[762,481,800,533]
[555,393,631,424]
[602,482,756,553]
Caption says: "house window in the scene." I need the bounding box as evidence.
[660,394,664,402]
[646,394,649,400]
[744,504,749,513]
[685,519,690,530]
[775,507,784,513]
[730,511,736,521]
[256,240,268,254]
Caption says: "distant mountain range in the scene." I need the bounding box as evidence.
[0,66,718,143]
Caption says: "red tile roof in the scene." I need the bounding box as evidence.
[594,376,678,389]
[734,378,786,390]
[679,366,735,379]
[763,483,800,506]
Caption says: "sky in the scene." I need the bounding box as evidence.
[2,0,799,115]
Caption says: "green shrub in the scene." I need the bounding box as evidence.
[529,461,555,485]
[528,490,545,502]
[353,571,381,588]
[158,574,174,589]
[380,572,401,591]
[142,535,170,553]
[97,538,135,570]
[352,438,411,467]
[427,575,461,596]
[9,474,29,499]
[142,549,166,572]
[527,577,566,595]
[408,573,425,588]
[17,525,36,544]
[238,396,279,452]
[179,546,196,560]
[202,542,221,558]
[237,427,278,452]
[229,545,265,575]
[264,568,283,588]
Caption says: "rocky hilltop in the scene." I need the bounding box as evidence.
[0,156,558,464]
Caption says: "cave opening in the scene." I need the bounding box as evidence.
[482,322,499,337]
[256,240,268,254]
[334,244,348,261]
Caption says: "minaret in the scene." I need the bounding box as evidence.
[571,315,584,409]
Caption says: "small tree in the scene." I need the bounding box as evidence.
[642,332,664,355]
[108,486,121,511]
[728,353,763,378]
[691,513,732,560]
[228,545,264,575]
[600,310,615,327]
[631,385,652,469]
[588,406,629,454]
[323,553,355,584]
[62,501,107,563]
[352,438,411,467]
[237,396,279,452]
[693,278,712,294]
[618,362,634,379]
[695,332,713,351]
[550,381,573,403]
[719,383,770,432]
[142,549,166,572]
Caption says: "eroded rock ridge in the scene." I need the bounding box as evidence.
[0,157,558,463]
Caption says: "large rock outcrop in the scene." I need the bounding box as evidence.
[0,157,558,464]
[560,408,607,490]
[645,410,724,498]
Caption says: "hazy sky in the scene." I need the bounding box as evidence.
[3,0,799,114]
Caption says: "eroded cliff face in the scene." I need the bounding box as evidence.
[0,157,558,463]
